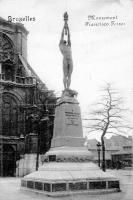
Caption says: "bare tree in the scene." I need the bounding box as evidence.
[84,83,132,171]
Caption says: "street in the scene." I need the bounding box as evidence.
[0,169,133,200]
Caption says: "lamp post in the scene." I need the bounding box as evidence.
[97,142,101,168]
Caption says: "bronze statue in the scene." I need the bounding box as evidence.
[59,12,73,90]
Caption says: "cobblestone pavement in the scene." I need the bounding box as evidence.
[0,169,133,200]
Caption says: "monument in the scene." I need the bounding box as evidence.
[21,13,120,196]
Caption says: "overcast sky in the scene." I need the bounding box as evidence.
[0,0,133,139]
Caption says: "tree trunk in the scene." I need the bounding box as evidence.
[101,136,106,172]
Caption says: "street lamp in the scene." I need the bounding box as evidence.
[97,142,101,168]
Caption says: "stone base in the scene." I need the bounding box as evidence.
[21,90,120,196]
[42,146,94,162]
[21,162,120,196]
[21,187,120,197]
[21,148,120,196]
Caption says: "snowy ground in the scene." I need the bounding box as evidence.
[0,169,133,200]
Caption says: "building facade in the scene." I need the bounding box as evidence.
[87,135,133,168]
[111,145,133,168]
[0,17,56,176]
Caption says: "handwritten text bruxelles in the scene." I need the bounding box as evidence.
[8,16,35,22]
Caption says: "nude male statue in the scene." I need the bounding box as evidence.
[59,25,73,90]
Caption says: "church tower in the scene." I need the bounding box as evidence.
[0,17,56,176]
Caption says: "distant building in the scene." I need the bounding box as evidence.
[0,17,56,176]
[87,135,133,168]
[111,145,133,167]
[104,135,132,151]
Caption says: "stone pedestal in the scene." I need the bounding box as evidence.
[21,90,120,196]
[51,90,84,148]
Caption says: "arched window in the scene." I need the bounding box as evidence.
[0,32,15,81]
[2,94,18,136]
[0,32,14,62]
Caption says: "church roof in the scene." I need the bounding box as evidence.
[0,16,28,35]
[0,16,55,98]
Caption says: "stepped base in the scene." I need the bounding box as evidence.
[21,91,120,196]
[41,146,94,162]
[21,162,120,196]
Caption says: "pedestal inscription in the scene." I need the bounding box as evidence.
[65,111,80,126]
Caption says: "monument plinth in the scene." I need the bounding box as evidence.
[21,13,120,196]
[43,89,93,163]
[51,89,84,148]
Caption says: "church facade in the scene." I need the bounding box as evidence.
[0,17,56,176]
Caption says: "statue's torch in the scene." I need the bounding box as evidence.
[63,12,68,35]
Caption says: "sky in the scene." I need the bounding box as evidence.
[0,0,133,139]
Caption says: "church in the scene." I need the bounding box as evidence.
[0,17,56,176]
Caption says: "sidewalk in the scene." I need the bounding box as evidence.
[0,169,133,200]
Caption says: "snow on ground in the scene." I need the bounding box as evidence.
[0,169,133,200]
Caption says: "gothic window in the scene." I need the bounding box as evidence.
[16,66,23,77]
[2,94,18,136]
[0,33,15,81]
[0,32,14,62]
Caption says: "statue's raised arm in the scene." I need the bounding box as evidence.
[59,27,65,45]
[59,12,73,90]
[67,26,71,47]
